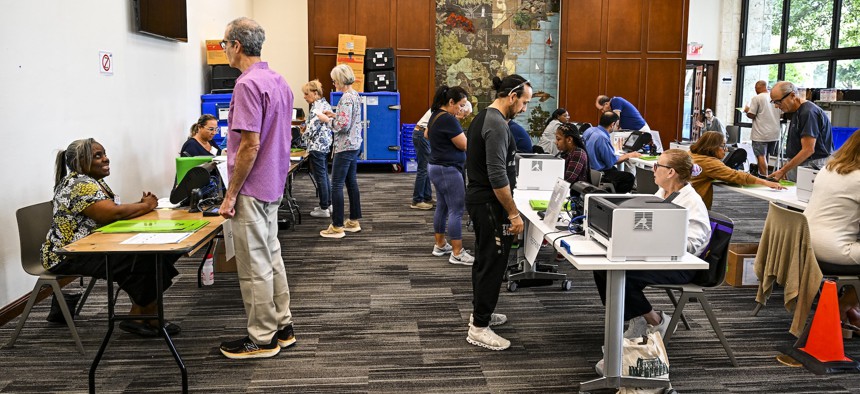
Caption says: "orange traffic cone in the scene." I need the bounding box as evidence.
[779,280,860,374]
[799,281,851,362]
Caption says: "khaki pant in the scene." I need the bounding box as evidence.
[233,195,292,344]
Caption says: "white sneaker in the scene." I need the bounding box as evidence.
[595,358,605,376]
[647,311,673,339]
[432,243,453,256]
[449,250,474,265]
[469,313,507,327]
[310,207,330,218]
[623,316,648,339]
[466,324,510,351]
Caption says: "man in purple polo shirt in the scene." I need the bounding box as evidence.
[217,17,296,360]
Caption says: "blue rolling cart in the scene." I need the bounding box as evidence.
[331,91,401,169]
[201,93,232,148]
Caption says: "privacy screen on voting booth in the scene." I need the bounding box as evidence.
[524,178,571,265]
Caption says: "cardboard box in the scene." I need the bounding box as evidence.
[726,243,759,287]
[205,40,228,65]
[336,54,365,92]
[213,239,236,273]
[337,34,367,55]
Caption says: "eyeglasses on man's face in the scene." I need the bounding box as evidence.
[219,39,236,50]
[507,79,530,97]
[770,91,792,105]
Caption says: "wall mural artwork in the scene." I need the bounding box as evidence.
[435,0,561,136]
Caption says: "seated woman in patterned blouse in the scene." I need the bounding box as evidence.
[554,122,590,185]
[41,138,182,337]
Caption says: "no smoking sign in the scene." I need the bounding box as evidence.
[99,51,113,75]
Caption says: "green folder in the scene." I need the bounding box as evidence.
[529,200,572,211]
[639,155,659,161]
[96,220,209,233]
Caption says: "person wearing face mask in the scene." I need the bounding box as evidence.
[426,85,474,266]
[181,114,222,156]
[537,108,569,155]
[463,74,531,351]
[582,111,641,193]
[42,138,180,338]
[696,108,726,138]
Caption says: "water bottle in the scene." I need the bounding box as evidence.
[201,253,215,285]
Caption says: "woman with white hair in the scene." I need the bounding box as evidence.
[317,64,363,238]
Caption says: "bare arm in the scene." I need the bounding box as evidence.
[771,136,816,180]
[451,133,467,151]
[492,186,524,235]
[82,192,157,224]
[219,130,261,218]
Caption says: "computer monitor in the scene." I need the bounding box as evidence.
[622,130,653,152]
[170,161,222,210]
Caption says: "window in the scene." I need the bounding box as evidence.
[840,0,860,48]
[835,59,860,88]
[745,0,783,55]
[784,61,829,88]
[787,0,834,52]
[740,64,779,108]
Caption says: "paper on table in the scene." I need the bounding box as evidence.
[121,233,193,244]
[156,198,180,209]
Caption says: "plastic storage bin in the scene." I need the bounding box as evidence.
[832,127,858,150]
[201,93,232,148]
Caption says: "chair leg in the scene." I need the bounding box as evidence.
[663,288,691,330]
[50,282,85,355]
[698,292,738,367]
[76,277,97,316]
[663,292,691,343]
[4,281,45,350]
[752,302,763,316]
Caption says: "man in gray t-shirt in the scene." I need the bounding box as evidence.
[745,80,782,176]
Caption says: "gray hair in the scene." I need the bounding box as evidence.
[330,64,355,86]
[55,138,96,188]
[774,81,798,96]
[226,17,265,57]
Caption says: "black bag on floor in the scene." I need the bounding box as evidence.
[46,292,81,324]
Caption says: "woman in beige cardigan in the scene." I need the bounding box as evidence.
[689,131,783,209]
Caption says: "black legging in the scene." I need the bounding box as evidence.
[50,254,180,306]
[593,269,695,321]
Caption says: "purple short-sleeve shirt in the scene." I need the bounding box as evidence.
[227,62,293,202]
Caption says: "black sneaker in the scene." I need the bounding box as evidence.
[220,336,280,359]
[277,324,296,348]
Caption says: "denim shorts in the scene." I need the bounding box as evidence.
[751,141,777,157]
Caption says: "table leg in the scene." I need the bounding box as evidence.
[156,255,188,393]
[89,256,115,394]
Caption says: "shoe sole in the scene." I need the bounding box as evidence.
[320,232,345,238]
[220,346,281,359]
[432,250,452,256]
[410,205,433,210]
[466,336,509,351]
[449,259,473,266]
[278,337,296,348]
[343,227,361,233]
[309,213,330,218]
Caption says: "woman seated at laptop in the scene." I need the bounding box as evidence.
[593,149,711,339]
[804,130,860,332]
[690,131,783,209]
[554,122,590,184]
[41,138,182,337]
[180,114,222,156]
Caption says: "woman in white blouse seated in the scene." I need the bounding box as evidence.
[593,149,711,339]
[804,130,860,331]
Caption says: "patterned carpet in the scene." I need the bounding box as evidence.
[1,168,859,393]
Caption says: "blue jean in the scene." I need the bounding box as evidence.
[309,150,331,209]
[412,128,432,203]
[428,164,465,240]
[331,149,361,227]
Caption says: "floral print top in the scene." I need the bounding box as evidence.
[302,97,334,153]
[331,90,363,154]
[40,172,116,270]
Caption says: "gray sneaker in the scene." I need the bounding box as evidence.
[469,313,507,327]
[647,311,673,339]
[310,207,330,218]
[432,243,453,256]
[449,250,474,265]
[466,324,510,351]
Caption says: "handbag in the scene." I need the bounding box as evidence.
[598,331,671,394]
[46,292,82,324]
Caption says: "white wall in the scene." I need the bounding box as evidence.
[687,0,723,61]
[0,0,256,308]
[254,0,310,114]
[716,0,743,126]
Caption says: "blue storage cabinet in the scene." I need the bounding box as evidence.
[330,91,401,165]
[201,93,232,148]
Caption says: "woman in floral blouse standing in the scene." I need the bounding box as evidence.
[316,64,363,238]
[300,79,334,218]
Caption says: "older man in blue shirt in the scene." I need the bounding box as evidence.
[583,111,641,193]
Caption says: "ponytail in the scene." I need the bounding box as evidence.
[431,85,469,112]
[191,114,218,138]
[54,150,68,189]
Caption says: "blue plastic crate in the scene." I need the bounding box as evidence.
[402,157,418,173]
[833,127,858,150]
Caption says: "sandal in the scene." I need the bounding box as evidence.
[842,321,860,339]
[119,320,160,337]
[148,320,181,336]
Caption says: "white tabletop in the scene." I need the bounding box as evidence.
[714,182,806,210]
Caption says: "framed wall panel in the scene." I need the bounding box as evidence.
[564,58,602,123]
[606,0,643,53]
[565,0,603,53]
[646,0,686,53]
[605,58,642,105]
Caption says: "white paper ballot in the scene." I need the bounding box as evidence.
[121,233,192,245]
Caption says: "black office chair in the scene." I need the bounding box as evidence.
[650,211,738,367]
